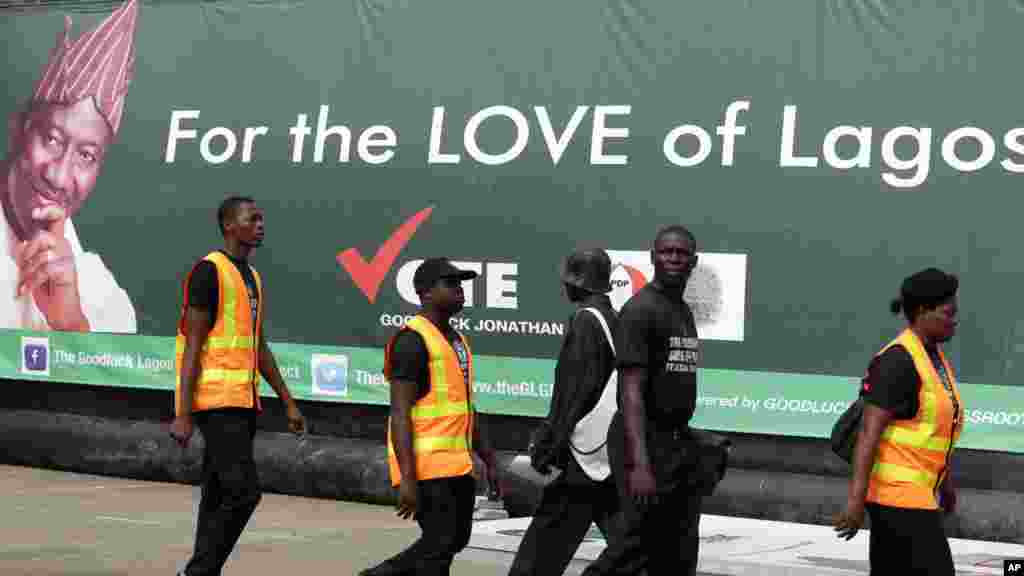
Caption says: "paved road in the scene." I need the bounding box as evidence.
[1,465,1020,575]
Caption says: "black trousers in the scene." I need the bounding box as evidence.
[365,474,476,576]
[866,503,953,576]
[184,408,262,576]
[508,457,622,576]
[580,481,701,576]
[579,413,703,576]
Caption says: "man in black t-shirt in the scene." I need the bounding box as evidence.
[583,225,703,576]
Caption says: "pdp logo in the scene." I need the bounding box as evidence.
[20,336,50,376]
[605,250,748,342]
[311,354,349,397]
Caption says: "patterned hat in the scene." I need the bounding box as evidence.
[31,0,140,134]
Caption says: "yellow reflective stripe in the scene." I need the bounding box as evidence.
[430,353,450,404]
[410,401,472,419]
[198,368,254,385]
[176,336,256,354]
[220,260,239,337]
[881,426,951,451]
[413,435,470,452]
[914,336,938,440]
[871,462,937,486]
[409,317,451,404]
[209,335,255,349]
[409,315,457,414]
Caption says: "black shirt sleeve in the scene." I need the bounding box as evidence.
[388,330,430,400]
[187,261,218,326]
[616,300,652,368]
[862,345,920,419]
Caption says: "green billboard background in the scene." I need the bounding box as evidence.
[4,329,1024,452]
[3,1,1024,452]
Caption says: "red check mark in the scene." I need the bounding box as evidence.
[337,206,434,303]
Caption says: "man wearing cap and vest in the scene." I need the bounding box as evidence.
[170,196,306,576]
[360,257,499,576]
[835,267,964,576]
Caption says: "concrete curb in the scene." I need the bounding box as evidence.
[2,409,1022,544]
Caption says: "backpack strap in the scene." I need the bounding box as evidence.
[582,307,615,355]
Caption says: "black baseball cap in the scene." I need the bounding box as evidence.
[413,257,478,294]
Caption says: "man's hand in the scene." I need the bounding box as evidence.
[529,454,552,476]
[470,451,484,481]
[528,424,554,475]
[286,401,306,435]
[483,454,502,499]
[396,478,417,520]
[15,210,88,331]
[833,498,866,540]
[169,415,194,448]
[627,465,658,505]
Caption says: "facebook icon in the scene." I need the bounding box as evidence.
[311,354,348,397]
[21,337,50,376]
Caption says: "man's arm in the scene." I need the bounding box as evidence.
[390,377,419,484]
[473,414,495,464]
[258,334,292,404]
[390,375,420,519]
[615,301,657,501]
[259,334,306,434]
[170,307,211,446]
[473,410,502,496]
[178,308,212,417]
[620,365,651,471]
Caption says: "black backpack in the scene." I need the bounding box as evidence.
[830,395,864,464]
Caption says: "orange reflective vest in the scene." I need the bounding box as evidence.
[385,315,475,486]
[867,329,964,510]
[174,251,263,415]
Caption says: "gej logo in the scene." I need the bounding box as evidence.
[21,337,50,376]
[311,354,349,396]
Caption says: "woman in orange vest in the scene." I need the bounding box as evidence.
[834,267,963,576]
[360,257,500,576]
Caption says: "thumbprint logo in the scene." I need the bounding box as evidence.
[684,263,724,327]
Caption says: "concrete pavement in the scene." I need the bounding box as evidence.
[2,464,1022,575]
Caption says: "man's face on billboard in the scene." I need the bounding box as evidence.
[6,97,112,238]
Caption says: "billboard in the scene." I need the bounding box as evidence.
[3,0,1024,452]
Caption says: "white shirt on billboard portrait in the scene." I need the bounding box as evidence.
[0,206,137,333]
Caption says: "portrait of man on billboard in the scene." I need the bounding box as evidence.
[0,0,139,333]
